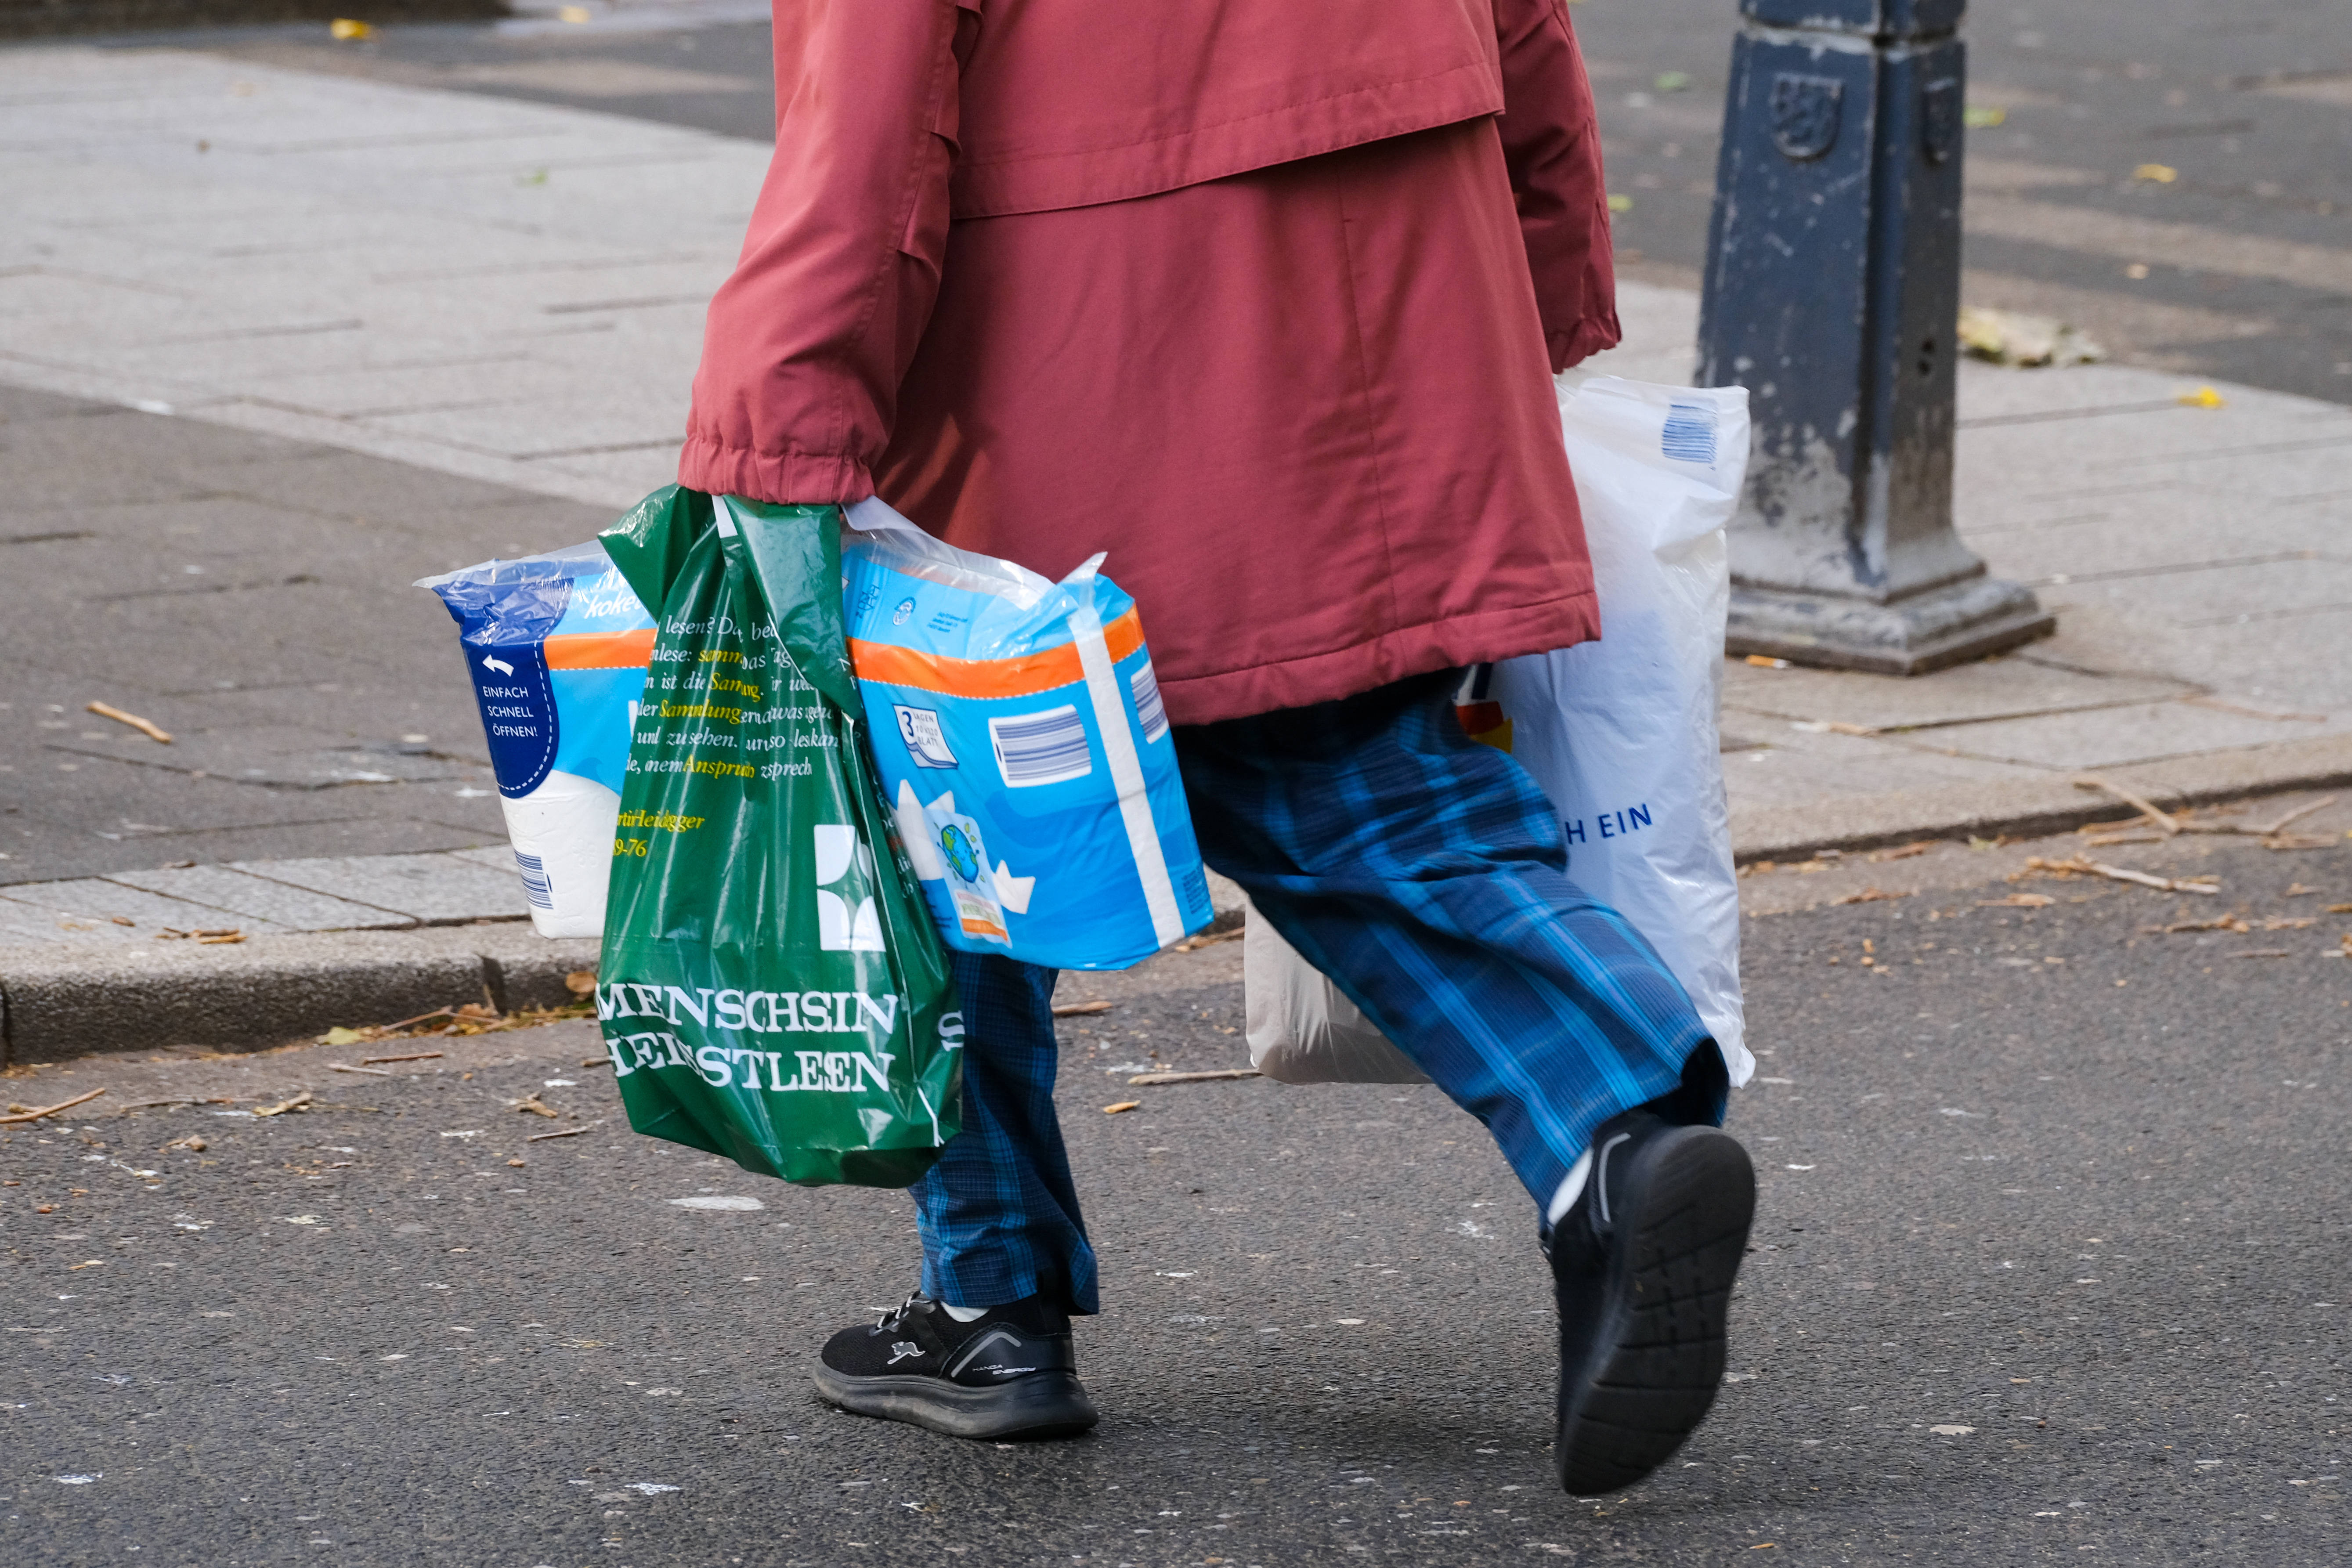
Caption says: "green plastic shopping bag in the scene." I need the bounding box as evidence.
[593,487,960,1187]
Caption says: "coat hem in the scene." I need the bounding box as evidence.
[1156,589,1602,726]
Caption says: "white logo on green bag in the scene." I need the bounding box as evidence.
[813,824,885,951]
[600,1021,897,1093]
[596,982,898,1037]
[596,981,960,1097]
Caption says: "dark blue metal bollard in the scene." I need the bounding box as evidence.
[1698,0,2052,673]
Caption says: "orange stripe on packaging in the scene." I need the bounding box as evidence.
[849,608,1145,700]
[545,629,656,669]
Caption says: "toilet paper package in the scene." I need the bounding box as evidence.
[839,499,1213,970]
[417,542,654,938]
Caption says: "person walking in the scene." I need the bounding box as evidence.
[680,0,1755,1496]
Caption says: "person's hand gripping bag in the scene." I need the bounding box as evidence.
[416,543,654,937]
[837,499,1215,970]
[593,488,959,1188]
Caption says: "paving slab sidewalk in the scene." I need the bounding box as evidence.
[4,40,2347,1057]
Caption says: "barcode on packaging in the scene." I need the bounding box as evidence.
[1130,661,1170,743]
[513,849,554,910]
[989,705,1093,788]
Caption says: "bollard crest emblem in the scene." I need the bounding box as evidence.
[1770,73,1843,161]
[1920,77,1961,165]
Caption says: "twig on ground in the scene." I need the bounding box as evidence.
[1051,1001,1115,1017]
[86,701,172,744]
[250,1091,313,1117]
[2257,796,2336,835]
[328,1063,392,1077]
[1831,887,1909,906]
[527,1122,600,1142]
[0,1087,108,1124]
[2072,776,2179,835]
[378,1008,459,1033]
[359,1051,444,1066]
[1125,1068,1262,1086]
[2026,855,2218,894]
[1172,928,1243,952]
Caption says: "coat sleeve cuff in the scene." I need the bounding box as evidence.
[676,434,876,506]
[1547,311,1622,373]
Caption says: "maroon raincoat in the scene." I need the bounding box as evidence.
[681,0,1620,724]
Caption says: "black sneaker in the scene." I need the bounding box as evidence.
[813,1291,1099,1440]
[1549,1108,1756,1496]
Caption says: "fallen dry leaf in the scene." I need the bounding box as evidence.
[251,1091,312,1118]
[1102,1101,1141,1115]
[564,969,598,996]
[1979,893,2056,908]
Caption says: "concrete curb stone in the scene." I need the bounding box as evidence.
[1731,731,2352,862]
[0,874,1252,1064]
[0,921,596,1066]
[7,755,2345,1063]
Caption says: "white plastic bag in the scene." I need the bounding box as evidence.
[1242,894,1426,1084]
[1243,375,1753,1088]
[1489,375,1753,1084]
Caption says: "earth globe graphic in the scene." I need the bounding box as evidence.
[937,822,982,883]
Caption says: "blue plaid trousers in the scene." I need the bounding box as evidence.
[911,672,1723,1315]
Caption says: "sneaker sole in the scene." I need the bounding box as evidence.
[813,1364,1100,1441]
[1557,1125,1756,1496]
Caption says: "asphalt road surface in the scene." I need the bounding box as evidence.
[177,0,2352,406]
[5,822,2350,1565]
[0,384,607,886]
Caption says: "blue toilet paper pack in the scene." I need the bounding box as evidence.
[838,498,1212,970]
[417,542,654,938]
